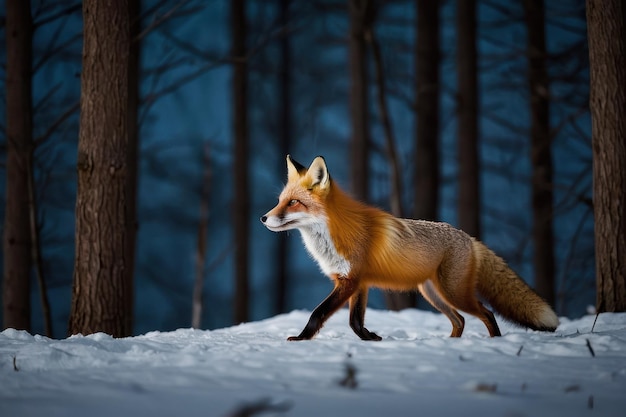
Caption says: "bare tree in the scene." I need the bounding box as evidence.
[524,0,554,306]
[125,0,141,337]
[586,0,626,312]
[69,0,134,337]
[275,0,292,315]
[3,0,33,332]
[192,145,211,328]
[480,1,593,315]
[414,0,441,222]
[232,0,249,324]
[456,0,480,239]
[7,1,84,337]
[367,11,414,310]
[368,26,402,219]
[348,0,373,201]
[28,133,52,337]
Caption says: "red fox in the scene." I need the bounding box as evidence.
[261,155,559,340]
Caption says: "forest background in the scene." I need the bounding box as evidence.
[1,0,614,339]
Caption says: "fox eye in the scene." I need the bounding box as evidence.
[288,199,299,207]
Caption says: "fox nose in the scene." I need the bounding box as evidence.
[260,215,267,223]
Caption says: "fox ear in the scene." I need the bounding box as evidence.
[286,154,306,182]
[306,156,330,190]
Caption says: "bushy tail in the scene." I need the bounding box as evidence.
[472,240,559,332]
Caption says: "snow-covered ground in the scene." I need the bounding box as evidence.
[2,309,625,417]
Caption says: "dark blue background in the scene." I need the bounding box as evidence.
[0,0,594,338]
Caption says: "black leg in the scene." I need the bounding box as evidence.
[349,288,382,341]
[288,279,357,341]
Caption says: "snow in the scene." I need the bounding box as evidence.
[2,309,626,417]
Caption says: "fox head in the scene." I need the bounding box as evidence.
[260,155,331,232]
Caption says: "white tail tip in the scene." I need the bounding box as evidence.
[538,306,559,331]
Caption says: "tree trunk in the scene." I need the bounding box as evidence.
[27,147,52,337]
[275,0,292,315]
[348,0,373,201]
[232,0,249,324]
[3,0,33,332]
[192,145,211,329]
[368,21,415,310]
[413,0,441,312]
[124,0,141,337]
[69,0,133,337]
[414,0,440,222]
[456,0,480,239]
[586,0,626,312]
[524,0,555,307]
[369,27,402,219]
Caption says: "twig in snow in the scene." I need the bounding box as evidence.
[585,339,596,357]
[588,395,594,409]
[591,313,600,333]
[516,345,524,356]
[13,356,19,372]
[338,362,358,389]
[224,398,292,417]
[474,383,497,393]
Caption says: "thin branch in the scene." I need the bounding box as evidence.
[367,27,403,217]
[483,110,528,136]
[32,83,63,114]
[137,0,202,42]
[585,339,596,357]
[27,150,53,337]
[33,3,81,30]
[550,105,589,139]
[156,27,224,62]
[142,57,196,77]
[556,204,593,314]
[192,144,211,329]
[591,313,600,333]
[142,60,227,111]
[33,32,82,73]
[34,100,80,147]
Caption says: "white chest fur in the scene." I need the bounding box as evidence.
[298,222,351,278]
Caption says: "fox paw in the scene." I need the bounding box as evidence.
[363,331,382,341]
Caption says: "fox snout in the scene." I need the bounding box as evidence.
[261,205,318,232]
[260,213,273,228]
[260,211,284,231]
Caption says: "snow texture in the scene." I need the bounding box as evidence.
[2,309,626,417]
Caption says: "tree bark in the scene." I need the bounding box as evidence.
[27,147,52,336]
[3,0,33,332]
[414,0,440,222]
[586,0,626,312]
[456,0,481,239]
[275,0,292,315]
[524,0,555,307]
[192,145,211,329]
[125,0,141,337]
[232,0,249,324]
[348,0,373,201]
[368,22,415,310]
[69,0,133,337]
[369,29,402,219]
